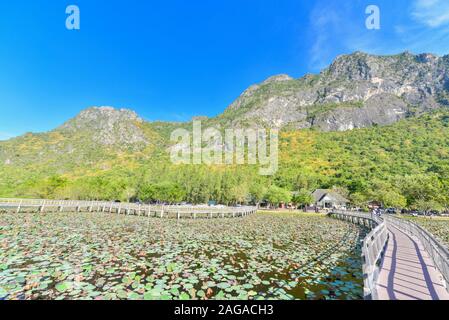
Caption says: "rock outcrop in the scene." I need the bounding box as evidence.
[219,52,449,131]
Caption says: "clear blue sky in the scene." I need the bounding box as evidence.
[1,0,449,139]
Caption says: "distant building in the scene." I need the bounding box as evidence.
[368,200,382,210]
[312,189,349,210]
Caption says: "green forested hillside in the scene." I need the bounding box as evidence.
[1,110,449,211]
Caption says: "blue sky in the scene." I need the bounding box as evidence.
[1,0,449,140]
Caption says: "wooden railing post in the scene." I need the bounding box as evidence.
[40,200,46,213]
[16,200,23,214]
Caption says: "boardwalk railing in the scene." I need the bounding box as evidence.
[329,211,389,300]
[0,198,257,219]
[384,215,449,293]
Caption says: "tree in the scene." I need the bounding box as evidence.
[292,189,313,211]
[162,183,186,204]
[138,184,156,202]
[399,175,444,210]
[229,184,250,205]
[350,192,368,209]
[249,183,267,207]
[413,199,444,213]
[138,182,186,204]
[367,180,406,209]
[380,190,407,209]
[39,175,68,199]
[265,186,292,209]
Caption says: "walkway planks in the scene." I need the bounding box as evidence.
[377,224,449,300]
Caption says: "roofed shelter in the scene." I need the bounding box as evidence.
[312,189,349,210]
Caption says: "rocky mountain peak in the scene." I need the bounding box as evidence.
[58,106,149,148]
[324,51,378,81]
[65,106,143,127]
[221,51,449,131]
[416,53,439,64]
[262,74,294,84]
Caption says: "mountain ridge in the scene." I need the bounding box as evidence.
[2,51,449,144]
[218,51,449,131]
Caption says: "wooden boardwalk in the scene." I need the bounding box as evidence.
[331,211,449,300]
[377,224,449,300]
[0,198,257,219]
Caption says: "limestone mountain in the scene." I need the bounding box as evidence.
[218,52,449,131]
[0,107,158,173]
[57,106,149,148]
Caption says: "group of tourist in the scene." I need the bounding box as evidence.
[372,208,383,217]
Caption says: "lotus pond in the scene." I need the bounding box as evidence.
[0,211,365,300]
[402,216,449,248]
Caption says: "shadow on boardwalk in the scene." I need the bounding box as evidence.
[377,224,449,300]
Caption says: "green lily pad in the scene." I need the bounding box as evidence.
[55,282,71,293]
[179,292,190,300]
